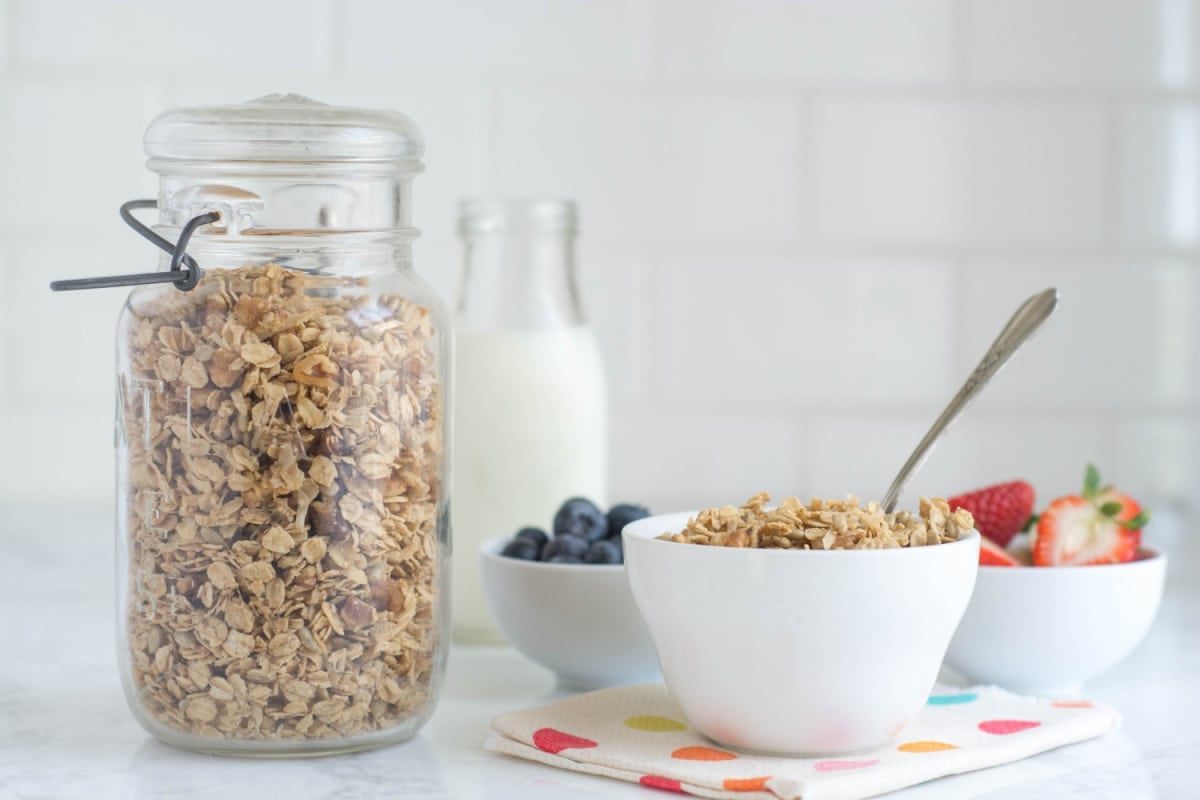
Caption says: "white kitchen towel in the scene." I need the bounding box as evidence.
[486,684,1118,800]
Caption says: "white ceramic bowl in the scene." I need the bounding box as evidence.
[479,536,661,690]
[623,512,980,755]
[945,549,1167,695]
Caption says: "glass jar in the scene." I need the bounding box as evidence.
[113,96,450,756]
[451,200,608,642]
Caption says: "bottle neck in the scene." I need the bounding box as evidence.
[456,228,584,329]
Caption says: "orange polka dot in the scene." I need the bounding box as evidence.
[671,745,737,761]
[898,740,957,753]
[1054,700,1093,708]
[723,776,771,791]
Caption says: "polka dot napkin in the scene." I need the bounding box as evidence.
[486,684,1118,800]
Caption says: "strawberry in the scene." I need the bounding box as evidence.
[1031,465,1150,566]
[979,536,1021,567]
[948,480,1035,548]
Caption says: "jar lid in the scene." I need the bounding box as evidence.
[144,94,424,169]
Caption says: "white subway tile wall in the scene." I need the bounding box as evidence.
[651,257,956,408]
[814,99,1108,246]
[493,88,803,244]
[0,0,1195,516]
[14,1,328,76]
[1119,103,1200,247]
[343,0,648,78]
[0,80,159,235]
[653,0,956,83]
[965,0,1199,88]
[7,242,123,407]
[960,261,1199,410]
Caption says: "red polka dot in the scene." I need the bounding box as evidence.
[723,776,771,791]
[671,745,737,761]
[814,759,880,772]
[640,775,686,793]
[532,727,598,754]
[979,719,1041,735]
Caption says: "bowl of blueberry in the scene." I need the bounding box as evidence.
[479,497,662,690]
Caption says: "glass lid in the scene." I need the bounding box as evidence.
[144,93,424,169]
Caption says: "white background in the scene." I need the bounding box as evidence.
[0,0,1196,517]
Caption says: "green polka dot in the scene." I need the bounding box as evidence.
[625,715,688,732]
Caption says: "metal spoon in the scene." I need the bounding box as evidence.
[880,288,1059,513]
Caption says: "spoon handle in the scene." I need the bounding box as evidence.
[880,288,1059,513]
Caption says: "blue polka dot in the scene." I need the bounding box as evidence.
[928,693,978,706]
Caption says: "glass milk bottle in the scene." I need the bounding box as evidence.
[451,200,608,642]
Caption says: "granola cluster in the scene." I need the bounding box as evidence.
[120,263,445,742]
[661,493,974,550]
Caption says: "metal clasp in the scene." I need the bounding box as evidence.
[49,199,220,292]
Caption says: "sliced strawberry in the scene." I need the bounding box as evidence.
[979,536,1021,567]
[948,480,1035,548]
[1033,495,1139,566]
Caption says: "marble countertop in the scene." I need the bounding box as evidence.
[1,507,1197,799]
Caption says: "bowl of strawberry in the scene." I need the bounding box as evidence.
[944,466,1166,695]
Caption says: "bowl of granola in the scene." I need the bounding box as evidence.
[622,493,979,756]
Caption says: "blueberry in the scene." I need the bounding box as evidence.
[500,538,540,561]
[606,503,650,539]
[553,497,608,542]
[584,539,622,564]
[548,554,583,564]
[514,526,549,549]
[541,533,588,561]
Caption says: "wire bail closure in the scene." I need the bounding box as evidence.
[49,200,220,292]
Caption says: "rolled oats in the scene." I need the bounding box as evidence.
[121,263,444,742]
[661,492,974,550]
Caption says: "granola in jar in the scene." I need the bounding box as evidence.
[120,263,445,745]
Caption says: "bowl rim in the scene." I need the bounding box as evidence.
[622,509,980,557]
[478,534,625,570]
[976,546,1165,572]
